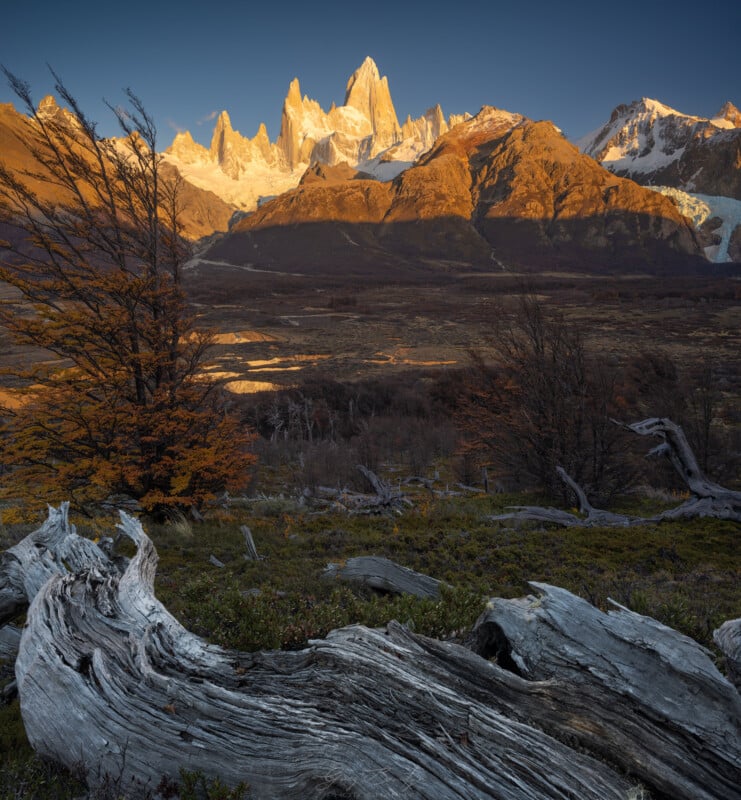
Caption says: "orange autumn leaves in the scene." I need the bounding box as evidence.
[0,73,254,516]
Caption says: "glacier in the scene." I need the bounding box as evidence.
[648,186,741,263]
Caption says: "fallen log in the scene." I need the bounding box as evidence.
[323,556,444,598]
[16,511,638,800]
[475,583,741,800]
[10,508,740,800]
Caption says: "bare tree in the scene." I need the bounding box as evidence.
[458,295,629,502]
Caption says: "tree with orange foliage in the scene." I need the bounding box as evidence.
[0,69,253,517]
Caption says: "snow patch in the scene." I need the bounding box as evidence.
[710,116,736,130]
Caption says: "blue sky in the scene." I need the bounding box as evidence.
[3,0,740,148]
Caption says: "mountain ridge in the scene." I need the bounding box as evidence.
[165,56,466,213]
[2,64,739,267]
[578,97,741,261]
[201,105,704,275]
[577,97,741,196]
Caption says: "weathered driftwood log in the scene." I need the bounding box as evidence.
[475,583,741,800]
[714,618,741,691]
[491,417,741,527]
[13,508,741,800]
[323,556,444,598]
[17,511,639,800]
[0,503,112,626]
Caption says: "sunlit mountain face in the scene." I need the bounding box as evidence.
[2,59,739,267]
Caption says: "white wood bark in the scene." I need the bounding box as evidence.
[323,556,444,598]
[15,512,638,799]
[5,507,740,800]
[0,502,112,626]
[714,618,741,691]
[476,583,741,800]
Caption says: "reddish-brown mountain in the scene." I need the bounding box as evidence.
[204,107,703,274]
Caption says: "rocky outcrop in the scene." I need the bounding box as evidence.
[716,101,741,128]
[168,130,210,165]
[343,56,402,154]
[205,106,703,275]
[210,111,279,178]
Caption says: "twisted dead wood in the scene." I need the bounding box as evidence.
[491,417,741,527]
[16,512,637,799]
[0,503,112,626]
[314,466,413,514]
[476,583,741,800]
[626,417,741,520]
[6,508,741,799]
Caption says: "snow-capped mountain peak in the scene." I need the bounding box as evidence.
[163,57,465,212]
[578,97,740,177]
[579,97,741,262]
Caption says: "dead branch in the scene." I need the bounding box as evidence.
[491,418,741,527]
